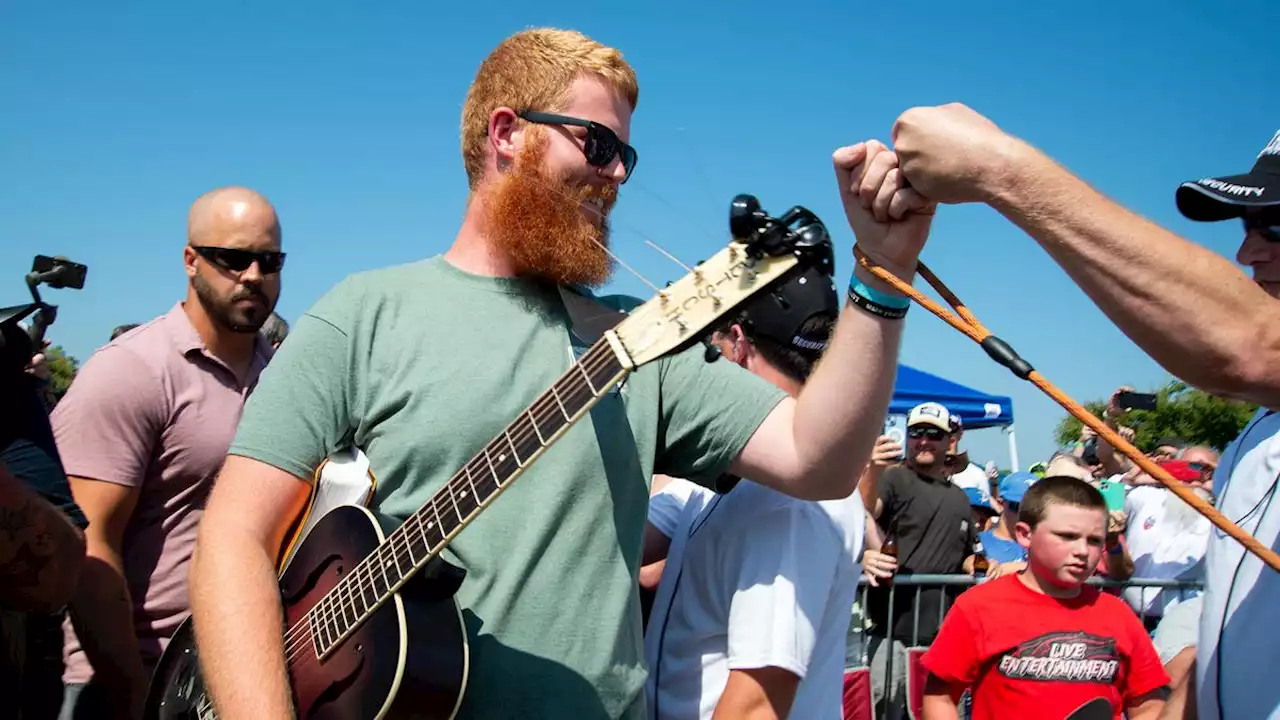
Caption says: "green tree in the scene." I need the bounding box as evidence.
[1053,381,1257,452]
[43,344,79,396]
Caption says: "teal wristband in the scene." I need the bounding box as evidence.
[849,278,910,310]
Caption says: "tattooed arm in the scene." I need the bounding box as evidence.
[0,460,86,612]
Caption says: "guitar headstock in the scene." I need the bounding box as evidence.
[611,194,834,368]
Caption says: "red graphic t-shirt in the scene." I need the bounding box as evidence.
[921,574,1169,719]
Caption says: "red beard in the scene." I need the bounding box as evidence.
[482,137,617,288]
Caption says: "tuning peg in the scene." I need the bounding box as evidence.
[729,194,765,239]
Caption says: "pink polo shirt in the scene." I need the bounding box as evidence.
[51,302,271,684]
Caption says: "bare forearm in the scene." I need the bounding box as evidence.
[988,143,1280,404]
[190,529,294,719]
[858,465,884,516]
[0,465,85,612]
[793,276,905,498]
[713,668,797,720]
[922,693,961,720]
[1095,433,1133,475]
[1106,547,1135,581]
[67,555,147,711]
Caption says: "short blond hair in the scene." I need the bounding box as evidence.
[460,28,639,190]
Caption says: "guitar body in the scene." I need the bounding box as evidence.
[144,505,469,720]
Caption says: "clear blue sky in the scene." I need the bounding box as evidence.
[3,1,1277,468]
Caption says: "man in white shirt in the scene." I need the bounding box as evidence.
[642,265,865,720]
[1122,449,1217,629]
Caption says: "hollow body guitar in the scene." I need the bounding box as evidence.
[143,195,834,719]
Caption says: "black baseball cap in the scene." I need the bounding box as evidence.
[739,265,839,357]
[1176,130,1280,222]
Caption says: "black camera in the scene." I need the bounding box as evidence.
[0,255,88,376]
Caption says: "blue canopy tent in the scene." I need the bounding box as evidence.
[888,364,1021,469]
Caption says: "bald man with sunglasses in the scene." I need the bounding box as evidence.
[50,186,281,720]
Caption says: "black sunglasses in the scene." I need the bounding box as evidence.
[192,246,286,275]
[517,110,637,183]
[907,426,948,441]
[1187,461,1216,476]
[1243,214,1280,243]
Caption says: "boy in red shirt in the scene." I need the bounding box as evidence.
[921,476,1170,719]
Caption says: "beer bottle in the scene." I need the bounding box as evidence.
[880,532,898,587]
[972,539,990,583]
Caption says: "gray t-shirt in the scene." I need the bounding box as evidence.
[228,256,786,718]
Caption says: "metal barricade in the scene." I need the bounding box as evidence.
[843,575,1203,720]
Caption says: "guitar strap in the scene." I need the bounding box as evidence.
[560,285,746,494]
[557,285,627,345]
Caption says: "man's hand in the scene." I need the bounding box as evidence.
[869,435,902,468]
[1106,386,1136,422]
[833,141,935,284]
[1107,512,1127,535]
[892,103,1027,206]
[25,340,52,382]
[861,548,897,587]
[987,560,1026,580]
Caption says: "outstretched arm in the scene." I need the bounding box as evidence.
[892,103,1280,407]
[733,142,933,500]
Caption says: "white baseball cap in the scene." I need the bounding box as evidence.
[907,402,952,432]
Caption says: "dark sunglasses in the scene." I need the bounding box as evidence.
[907,426,948,441]
[1187,461,1216,476]
[192,246,286,275]
[517,110,637,183]
[1243,214,1280,243]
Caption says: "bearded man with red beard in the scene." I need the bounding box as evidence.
[186,27,937,719]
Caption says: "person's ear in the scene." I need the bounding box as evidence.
[488,107,522,170]
[1015,521,1033,549]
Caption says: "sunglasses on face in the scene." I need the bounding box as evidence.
[192,246,286,275]
[1243,214,1280,243]
[907,426,948,441]
[517,110,637,184]
[1187,461,1216,476]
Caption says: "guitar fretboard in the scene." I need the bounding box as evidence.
[307,337,628,657]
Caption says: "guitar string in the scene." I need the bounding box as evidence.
[277,341,625,661]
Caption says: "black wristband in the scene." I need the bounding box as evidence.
[847,288,908,320]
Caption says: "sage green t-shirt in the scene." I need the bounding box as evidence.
[228,256,785,718]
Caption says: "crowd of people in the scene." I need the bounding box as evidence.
[1,24,1277,720]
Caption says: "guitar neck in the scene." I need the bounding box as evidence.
[309,336,631,658]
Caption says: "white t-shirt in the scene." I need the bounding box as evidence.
[643,478,864,720]
[949,462,988,492]
[1122,485,1209,617]
[1197,409,1280,720]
